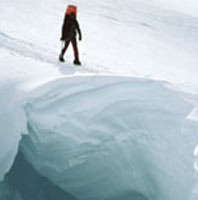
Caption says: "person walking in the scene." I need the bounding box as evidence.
[59,5,82,65]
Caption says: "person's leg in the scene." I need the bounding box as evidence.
[62,40,70,55]
[59,40,70,62]
[71,39,81,65]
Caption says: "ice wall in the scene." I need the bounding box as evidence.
[189,109,198,200]
[0,150,78,200]
[1,76,195,200]
[0,83,27,182]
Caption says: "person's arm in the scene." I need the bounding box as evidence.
[60,16,67,40]
[76,20,82,41]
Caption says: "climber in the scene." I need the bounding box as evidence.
[59,5,82,65]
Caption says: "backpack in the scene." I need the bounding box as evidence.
[66,5,77,16]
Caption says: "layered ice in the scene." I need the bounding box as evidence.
[1,76,196,200]
[0,83,26,182]
[189,112,198,200]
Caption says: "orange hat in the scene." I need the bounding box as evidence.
[66,5,77,16]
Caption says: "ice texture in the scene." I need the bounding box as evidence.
[1,76,194,200]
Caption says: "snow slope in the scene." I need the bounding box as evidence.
[152,0,198,17]
[0,0,197,90]
[0,0,197,199]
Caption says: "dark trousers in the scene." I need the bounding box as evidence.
[61,39,79,60]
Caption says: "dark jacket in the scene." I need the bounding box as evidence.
[61,15,82,41]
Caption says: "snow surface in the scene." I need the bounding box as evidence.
[0,0,197,90]
[0,0,197,199]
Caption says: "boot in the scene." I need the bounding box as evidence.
[73,59,81,65]
[59,54,65,62]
